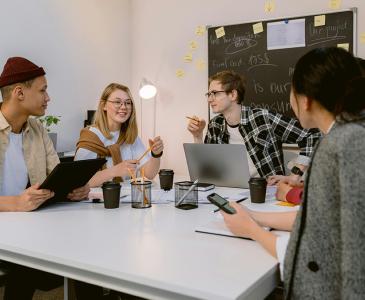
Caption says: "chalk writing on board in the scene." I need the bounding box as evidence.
[247,52,278,71]
[208,10,354,117]
[209,32,262,55]
[225,37,258,55]
[247,100,292,114]
[307,21,348,46]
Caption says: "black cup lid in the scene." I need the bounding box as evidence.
[249,177,267,183]
[159,169,174,175]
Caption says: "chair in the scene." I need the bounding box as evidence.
[0,261,9,286]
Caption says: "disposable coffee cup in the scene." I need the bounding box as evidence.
[159,169,174,191]
[102,182,121,209]
[248,177,267,203]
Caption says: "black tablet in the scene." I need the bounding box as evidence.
[39,158,106,204]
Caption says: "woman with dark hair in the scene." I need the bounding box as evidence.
[271,55,365,204]
[222,47,365,299]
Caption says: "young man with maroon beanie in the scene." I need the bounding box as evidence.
[0,57,90,299]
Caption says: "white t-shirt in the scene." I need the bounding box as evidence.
[276,234,290,280]
[226,123,259,177]
[74,127,151,180]
[0,132,28,196]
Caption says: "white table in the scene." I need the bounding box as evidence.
[0,186,295,300]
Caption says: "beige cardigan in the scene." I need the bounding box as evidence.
[0,111,59,186]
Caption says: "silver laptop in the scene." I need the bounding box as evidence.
[183,143,250,188]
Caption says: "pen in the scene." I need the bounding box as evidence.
[213,197,247,213]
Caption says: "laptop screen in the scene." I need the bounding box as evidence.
[183,143,251,188]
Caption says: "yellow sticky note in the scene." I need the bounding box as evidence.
[360,33,365,44]
[253,22,264,34]
[314,15,326,27]
[337,43,349,51]
[264,0,276,13]
[176,69,185,78]
[195,25,206,36]
[276,201,297,207]
[215,26,225,39]
[195,59,206,71]
[329,0,341,9]
[189,40,198,50]
[183,53,193,63]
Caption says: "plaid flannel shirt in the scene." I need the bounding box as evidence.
[204,106,321,178]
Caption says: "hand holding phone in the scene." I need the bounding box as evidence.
[207,193,236,214]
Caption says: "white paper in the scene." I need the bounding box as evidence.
[267,19,305,50]
[88,188,214,204]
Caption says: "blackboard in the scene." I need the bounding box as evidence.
[208,9,356,117]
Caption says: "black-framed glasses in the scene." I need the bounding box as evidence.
[205,90,226,98]
[107,99,133,109]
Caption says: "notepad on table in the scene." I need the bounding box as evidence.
[195,218,270,240]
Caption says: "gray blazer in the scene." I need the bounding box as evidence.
[284,120,365,299]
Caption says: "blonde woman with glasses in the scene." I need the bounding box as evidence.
[75,83,164,187]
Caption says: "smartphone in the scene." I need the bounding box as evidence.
[207,193,236,214]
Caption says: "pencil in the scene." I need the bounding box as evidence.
[127,168,136,182]
[185,116,199,122]
[213,197,247,213]
[137,146,152,163]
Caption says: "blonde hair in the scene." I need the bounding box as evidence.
[93,83,138,144]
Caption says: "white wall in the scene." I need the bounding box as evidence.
[1,0,364,174]
[0,0,131,152]
[130,0,365,176]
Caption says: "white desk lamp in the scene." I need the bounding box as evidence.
[139,78,157,138]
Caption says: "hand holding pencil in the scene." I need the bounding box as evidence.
[186,115,206,141]
[148,136,164,158]
[116,160,137,177]
[135,136,164,164]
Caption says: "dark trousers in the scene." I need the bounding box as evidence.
[74,280,105,300]
[3,262,63,300]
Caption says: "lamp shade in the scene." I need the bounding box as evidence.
[139,78,157,99]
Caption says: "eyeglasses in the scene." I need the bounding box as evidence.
[205,90,227,99]
[107,99,133,109]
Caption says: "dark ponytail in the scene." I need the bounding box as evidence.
[292,47,365,118]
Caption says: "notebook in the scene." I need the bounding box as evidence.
[195,218,271,240]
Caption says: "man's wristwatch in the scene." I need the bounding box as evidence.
[291,166,304,176]
[151,151,163,158]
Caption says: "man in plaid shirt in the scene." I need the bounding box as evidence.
[187,70,321,178]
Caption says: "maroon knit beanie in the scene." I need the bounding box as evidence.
[0,57,45,88]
